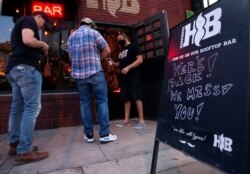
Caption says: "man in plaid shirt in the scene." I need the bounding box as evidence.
[67,17,117,143]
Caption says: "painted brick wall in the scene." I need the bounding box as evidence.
[79,0,192,28]
[0,93,82,134]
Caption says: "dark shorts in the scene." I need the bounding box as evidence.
[120,76,142,102]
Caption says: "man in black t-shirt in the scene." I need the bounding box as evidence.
[5,11,50,165]
[111,32,146,129]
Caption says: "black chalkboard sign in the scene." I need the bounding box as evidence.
[154,0,250,173]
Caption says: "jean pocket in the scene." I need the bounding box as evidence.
[91,71,105,84]
[13,66,40,87]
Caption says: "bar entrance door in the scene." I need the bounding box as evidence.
[132,10,170,119]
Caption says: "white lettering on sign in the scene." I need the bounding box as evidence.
[118,49,128,60]
[180,8,222,48]
[174,102,204,121]
[167,52,234,122]
[186,83,233,101]
[173,127,208,148]
[213,134,233,152]
[86,0,140,18]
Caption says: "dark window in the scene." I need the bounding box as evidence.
[0,15,76,93]
[135,19,164,59]
[0,16,14,92]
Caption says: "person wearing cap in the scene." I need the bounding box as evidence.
[5,11,50,165]
[67,17,117,143]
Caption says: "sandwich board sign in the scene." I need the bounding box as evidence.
[151,0,250,173]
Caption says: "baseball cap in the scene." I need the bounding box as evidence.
[80,17,97,29]
[32,11,50,23]
[32,11,52,31]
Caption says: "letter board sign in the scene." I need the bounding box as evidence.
[155,0,250,173]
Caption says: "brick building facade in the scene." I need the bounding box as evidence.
[0,0,192,134]
[79,0,191,28]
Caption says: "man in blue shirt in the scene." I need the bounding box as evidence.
[67,17,117,143]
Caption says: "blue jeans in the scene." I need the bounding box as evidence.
[76,71,110,137]
[6,64,42,154]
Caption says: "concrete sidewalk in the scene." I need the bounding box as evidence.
[0,120,225,174]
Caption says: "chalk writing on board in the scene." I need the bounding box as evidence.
[174,102,204,121]
[168,52,233,122]
[173,128,207,141]
[186,83,233,100]
[168,55,206,92]
[179,140,196,148]
[207,53,217,77]
[173,127,208,148]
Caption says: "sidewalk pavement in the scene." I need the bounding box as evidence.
[0,119,226,174]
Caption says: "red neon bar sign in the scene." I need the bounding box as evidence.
[32,2,64,18]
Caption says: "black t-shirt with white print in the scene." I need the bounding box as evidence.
[5,16,44,73]
[118,43,141,79]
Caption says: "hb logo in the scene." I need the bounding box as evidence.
[180,8,222,48]
[213,134,233,152]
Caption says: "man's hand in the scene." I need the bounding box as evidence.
[22,29,49,53]
[40,41,49,53]
[121,67,130,75]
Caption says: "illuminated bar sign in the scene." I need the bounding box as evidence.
[32,1,64,18]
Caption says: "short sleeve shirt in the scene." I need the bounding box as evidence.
[118,43,141,78]
[67,26,108,79]
[5,16,44,73]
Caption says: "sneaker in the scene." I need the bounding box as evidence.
[115,121,131,128]
[84,132,94,143]
[99,133,117,143]
[135,122,146,130]
[14,151,49,166]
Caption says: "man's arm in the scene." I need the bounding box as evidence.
[68,53,72,62]
[110,59,119,68]
[100,45,111,60]
[121,55,143,75]
[22,28,49,52]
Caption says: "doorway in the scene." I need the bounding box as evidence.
[132,10,169,119]
[97,11,170,119]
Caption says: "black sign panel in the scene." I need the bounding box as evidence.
[156,0,250,173]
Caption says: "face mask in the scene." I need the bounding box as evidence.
[118,39,126,47]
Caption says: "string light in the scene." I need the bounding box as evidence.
[15,8,19,13]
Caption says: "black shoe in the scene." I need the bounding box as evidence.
[84,132,94,143]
